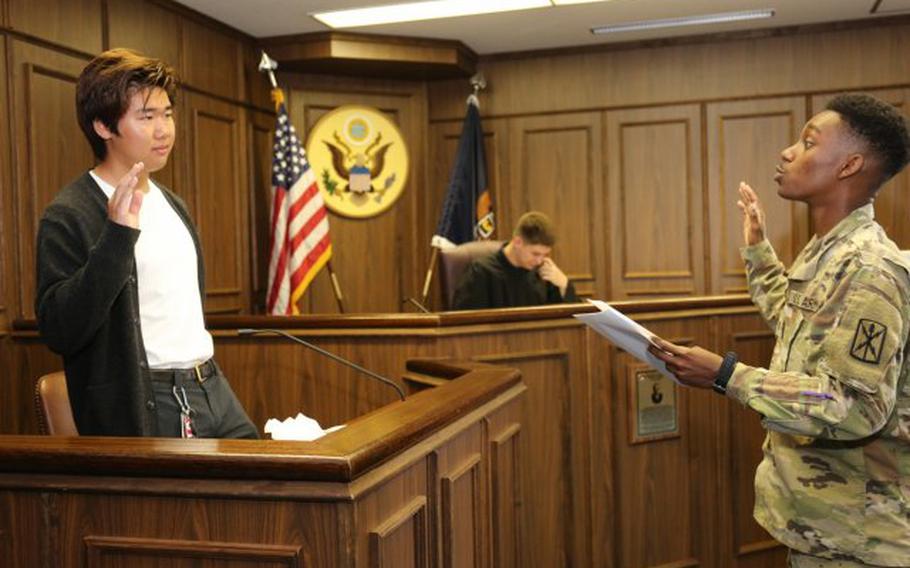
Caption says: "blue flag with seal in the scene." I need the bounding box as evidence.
[432,98,494,249]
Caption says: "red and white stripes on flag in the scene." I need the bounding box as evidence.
[266,99,332,315]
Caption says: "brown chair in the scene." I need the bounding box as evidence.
[439,240,503,309]
[34,372,78,435]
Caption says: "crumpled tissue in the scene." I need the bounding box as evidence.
[264,412,345,441]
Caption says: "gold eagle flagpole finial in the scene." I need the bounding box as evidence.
[258,51,284,112]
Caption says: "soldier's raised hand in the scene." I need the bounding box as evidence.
[736,181,766,246]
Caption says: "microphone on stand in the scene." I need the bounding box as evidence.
[237,328,406,401]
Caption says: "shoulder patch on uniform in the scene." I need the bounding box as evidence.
[849,318,887,364]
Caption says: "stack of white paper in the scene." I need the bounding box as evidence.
[574,300,675,382]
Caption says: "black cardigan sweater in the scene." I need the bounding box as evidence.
[35,172,205,436]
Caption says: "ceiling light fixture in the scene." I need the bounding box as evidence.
[551,0,610,4]
[313,0,550,28]
[591,8,775,35]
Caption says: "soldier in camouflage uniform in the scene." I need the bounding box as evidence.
[649,93,910,567]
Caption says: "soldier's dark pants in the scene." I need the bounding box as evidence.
[150,359,259,439]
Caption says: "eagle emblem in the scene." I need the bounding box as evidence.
[323,130,395,196]
[306,105,409,219]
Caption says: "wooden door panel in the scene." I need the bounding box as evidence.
[9,41,93,319]
[706,97,809,294]
[606,104,705,298]
[508,112,604,298]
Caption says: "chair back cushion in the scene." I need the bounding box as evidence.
[439,240,504,309]
[35,371,78,435]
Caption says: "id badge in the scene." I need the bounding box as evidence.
[180,410,196,439]
[173,385,197,439]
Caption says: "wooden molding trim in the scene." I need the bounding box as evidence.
[11,294,757,333]
[260,31,477,79]
[0,365,521,482]
[150,0,258,44]
[84,536,302,566]
[440,454,483,568]
[482,14,910,63]
[489,422,522,568]
[369,496,429,568]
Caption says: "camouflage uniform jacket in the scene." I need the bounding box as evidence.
[727,204,910,566]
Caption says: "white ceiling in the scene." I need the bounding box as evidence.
[173,0,910,55]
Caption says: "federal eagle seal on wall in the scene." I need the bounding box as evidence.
[305,105,409,218]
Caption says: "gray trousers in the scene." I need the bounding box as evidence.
[150,361,258,439]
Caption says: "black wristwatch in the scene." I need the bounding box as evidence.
[712,351,738,395]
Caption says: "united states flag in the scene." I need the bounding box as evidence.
[266,98,332,315]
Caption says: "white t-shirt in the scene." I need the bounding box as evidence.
[90,171,214,369]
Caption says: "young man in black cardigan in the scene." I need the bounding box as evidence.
[35,48,257,438]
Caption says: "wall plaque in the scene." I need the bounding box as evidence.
[630,367,679,444]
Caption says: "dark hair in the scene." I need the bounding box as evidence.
[76,48,177,161]
[826,93,910,187]
[514,211,556,246]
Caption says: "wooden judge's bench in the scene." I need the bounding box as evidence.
[0,296,787,567]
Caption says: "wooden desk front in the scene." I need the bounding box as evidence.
[5,297,785,567]
[0,362,524,568]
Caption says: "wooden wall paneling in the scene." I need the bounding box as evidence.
[485,398,523,568]
[0,36,9,332]
[611,316,715,568]
[105,0,182,76]
[7,0,102,55]
[605,104,705,299]
[715,313,788,568]
[83,536,303,567]
[248,108,277,313]
[507,112,604,299]
[426,116,507,309]
[429,23,910,121]
[810,88,910,248]
[434,424,484,568]
[0,490,43,568]
[214,333,418,431]
[184,91,250,314]
[1,337,61,435]
[0,494,8,568]
[706,96,809,294]
[8,492,342,567]
[585,330,615,568]
[285,77,426,314]
[474,347,583,568]
[180,17,244,101]
[359,463,430,568]
[9,40,93,320]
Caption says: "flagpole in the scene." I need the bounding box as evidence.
[327,260,346,313]
[419,247,440,306]
[259,51,346,315]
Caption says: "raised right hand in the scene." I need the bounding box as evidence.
[736,181,766,246]
[108,162,145,229]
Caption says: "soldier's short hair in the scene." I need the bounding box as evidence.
[514,211,556,247]
[826,93,910,187]
[76,48,178,161]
